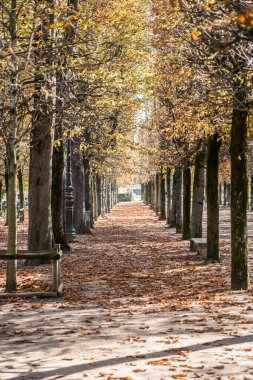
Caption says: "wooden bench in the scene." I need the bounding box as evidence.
[0,244,63,298]
[190,238,207,259]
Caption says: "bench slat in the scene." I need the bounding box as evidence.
[0,291,58,299]
[0,252,61,260]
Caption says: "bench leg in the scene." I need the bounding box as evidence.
[52,260,59,292]
[58,258,61,290]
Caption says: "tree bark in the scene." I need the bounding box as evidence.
[107,179,111,213]
[83,158,92,232]
[141,184,144,201]
[148,181,151,205]
[17,169,24,222]
[72,145,85,234]
[170,171,177,227]
[111,180,115,208]
[166,167,171,225]
[191,147,205,239]
[93,174,97,221]
[206,133,221,262]
[52,128,70,251]
[223,182,227,206]
[105,177,109,213]
[160,169,166,220]
[153,174,158,213]
[227,183,231,207]
[28,1,56,263]
[142,183,146,203]
[4,160,9,225]
[51,0,79,249]
[182,166,191,240]
[219,184,222,205]
[101,175,106,217]
[6,2,18,291]
[175,168,182,233]
[96,175,102,218]
[90,173,94,228]
[28,120,54,258]
[151,177,155,210]
[155,173,161,216]
[144,183,148,203]
[6,142,17,291]
[230,97,249,290]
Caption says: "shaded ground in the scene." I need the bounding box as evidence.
[0,202,253,380]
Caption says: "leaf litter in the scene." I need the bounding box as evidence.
[0,203,253,379]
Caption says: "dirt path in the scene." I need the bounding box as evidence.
[1,202,253,380]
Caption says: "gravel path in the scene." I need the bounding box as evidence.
[1,202,253,380]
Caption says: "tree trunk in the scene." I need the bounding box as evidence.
[107,180,111,213]
[141,184,144,201]
[219,184,222,205]
[191,147,205,239]
[148,181,151,205]
[144,183,148,203]
[28,122,54,259]
[111,180,115,208]
[206,133,221,262]
[230,99,249,290]
[28,2,56,263]
[166,167,171,225]
[154,176,157,211]
[153,175,157,212]
[17,169,24,222]
[93,175,97,221]
[101,175,106,217]
[6,143,17,291]
[51,0,79,249]
[155,173,160,216]
[182,166,191,240]
[90,174,94,228]
[6,2,18,291]
[96,175,102,218]
[175,168,182,233]
[105,177,108,213]
[114,181,117,206]
[52,128,70,251]
[151,177,155,210]
[160,169,166,220]
[84,158,92,232]
[170,171,177,227]
[72,146,85,234]
[4,160,9,225]
[227,183,231,207]
[142,183,146,202]
[223,182,227,206]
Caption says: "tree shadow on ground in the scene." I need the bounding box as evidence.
[8,334,253,380]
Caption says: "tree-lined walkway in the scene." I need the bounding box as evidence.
[1,202,253,379]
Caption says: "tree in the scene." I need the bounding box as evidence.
[206,132,222,262]
[0,0,35,290]
[182,165,191,240]
[191,146,205,241]
[28,1,56,260]
[230,87,249,289]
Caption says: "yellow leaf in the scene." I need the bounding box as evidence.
[147,358,171,365]
[191,28,201,42]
